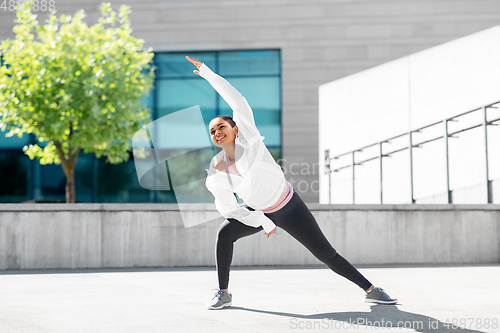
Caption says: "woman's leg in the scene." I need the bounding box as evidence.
[216,218,262,290]
[265,191,372,291]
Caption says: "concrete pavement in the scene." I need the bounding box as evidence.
[0,264,499,333]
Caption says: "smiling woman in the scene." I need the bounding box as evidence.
[185,56,398,310]
[209,115,238,146]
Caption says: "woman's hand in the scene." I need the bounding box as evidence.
[185,56,203,76]
[265,227,277,238]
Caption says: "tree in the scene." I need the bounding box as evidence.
[0,2,155,203]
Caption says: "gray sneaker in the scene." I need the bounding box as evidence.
[207,290,232,310]
[365,287,398,304]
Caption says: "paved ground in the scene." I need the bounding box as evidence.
[0,264,499,333]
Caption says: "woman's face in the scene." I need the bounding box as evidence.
[208,118,238,148]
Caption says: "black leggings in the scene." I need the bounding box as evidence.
[215,190,372,291]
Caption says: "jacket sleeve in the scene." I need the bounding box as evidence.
[199,63,260,139]
[207,185,276,234]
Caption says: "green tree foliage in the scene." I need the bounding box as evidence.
[0,2,155,202]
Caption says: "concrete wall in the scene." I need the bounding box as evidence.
[2,0,500,203]
[0,204,498,270]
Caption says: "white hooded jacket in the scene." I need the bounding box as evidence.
[201,63,287,233]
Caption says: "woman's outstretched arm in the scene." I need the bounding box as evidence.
[186,56,260,139]
[208,186,277,235]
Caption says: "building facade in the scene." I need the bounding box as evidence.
[1,0,500,203]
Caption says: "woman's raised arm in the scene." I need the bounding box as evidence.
[186,56,260,139]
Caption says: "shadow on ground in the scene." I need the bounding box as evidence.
[229,304,486,333]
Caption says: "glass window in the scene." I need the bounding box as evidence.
[73,152,97,203]
[155,52,216,79]
[150,49,282,204]
[38,162,66,201]
[0,151,29,202]
[156,79,217,123]
[218,50,280,76]
[217,77,281,147]
[0,49,281,203]
[0,130,30,149]
[97,156,150,203]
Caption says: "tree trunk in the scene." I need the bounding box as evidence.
[54,140,80,203]
[65,167,76,203]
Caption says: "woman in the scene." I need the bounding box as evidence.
[185,56,397,310]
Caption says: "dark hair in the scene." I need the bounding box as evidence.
[211,115,236,128]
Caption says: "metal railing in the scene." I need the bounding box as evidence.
[324,100,500,204]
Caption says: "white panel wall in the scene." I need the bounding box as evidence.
[410,26,500,128]
[319,25,500,204]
